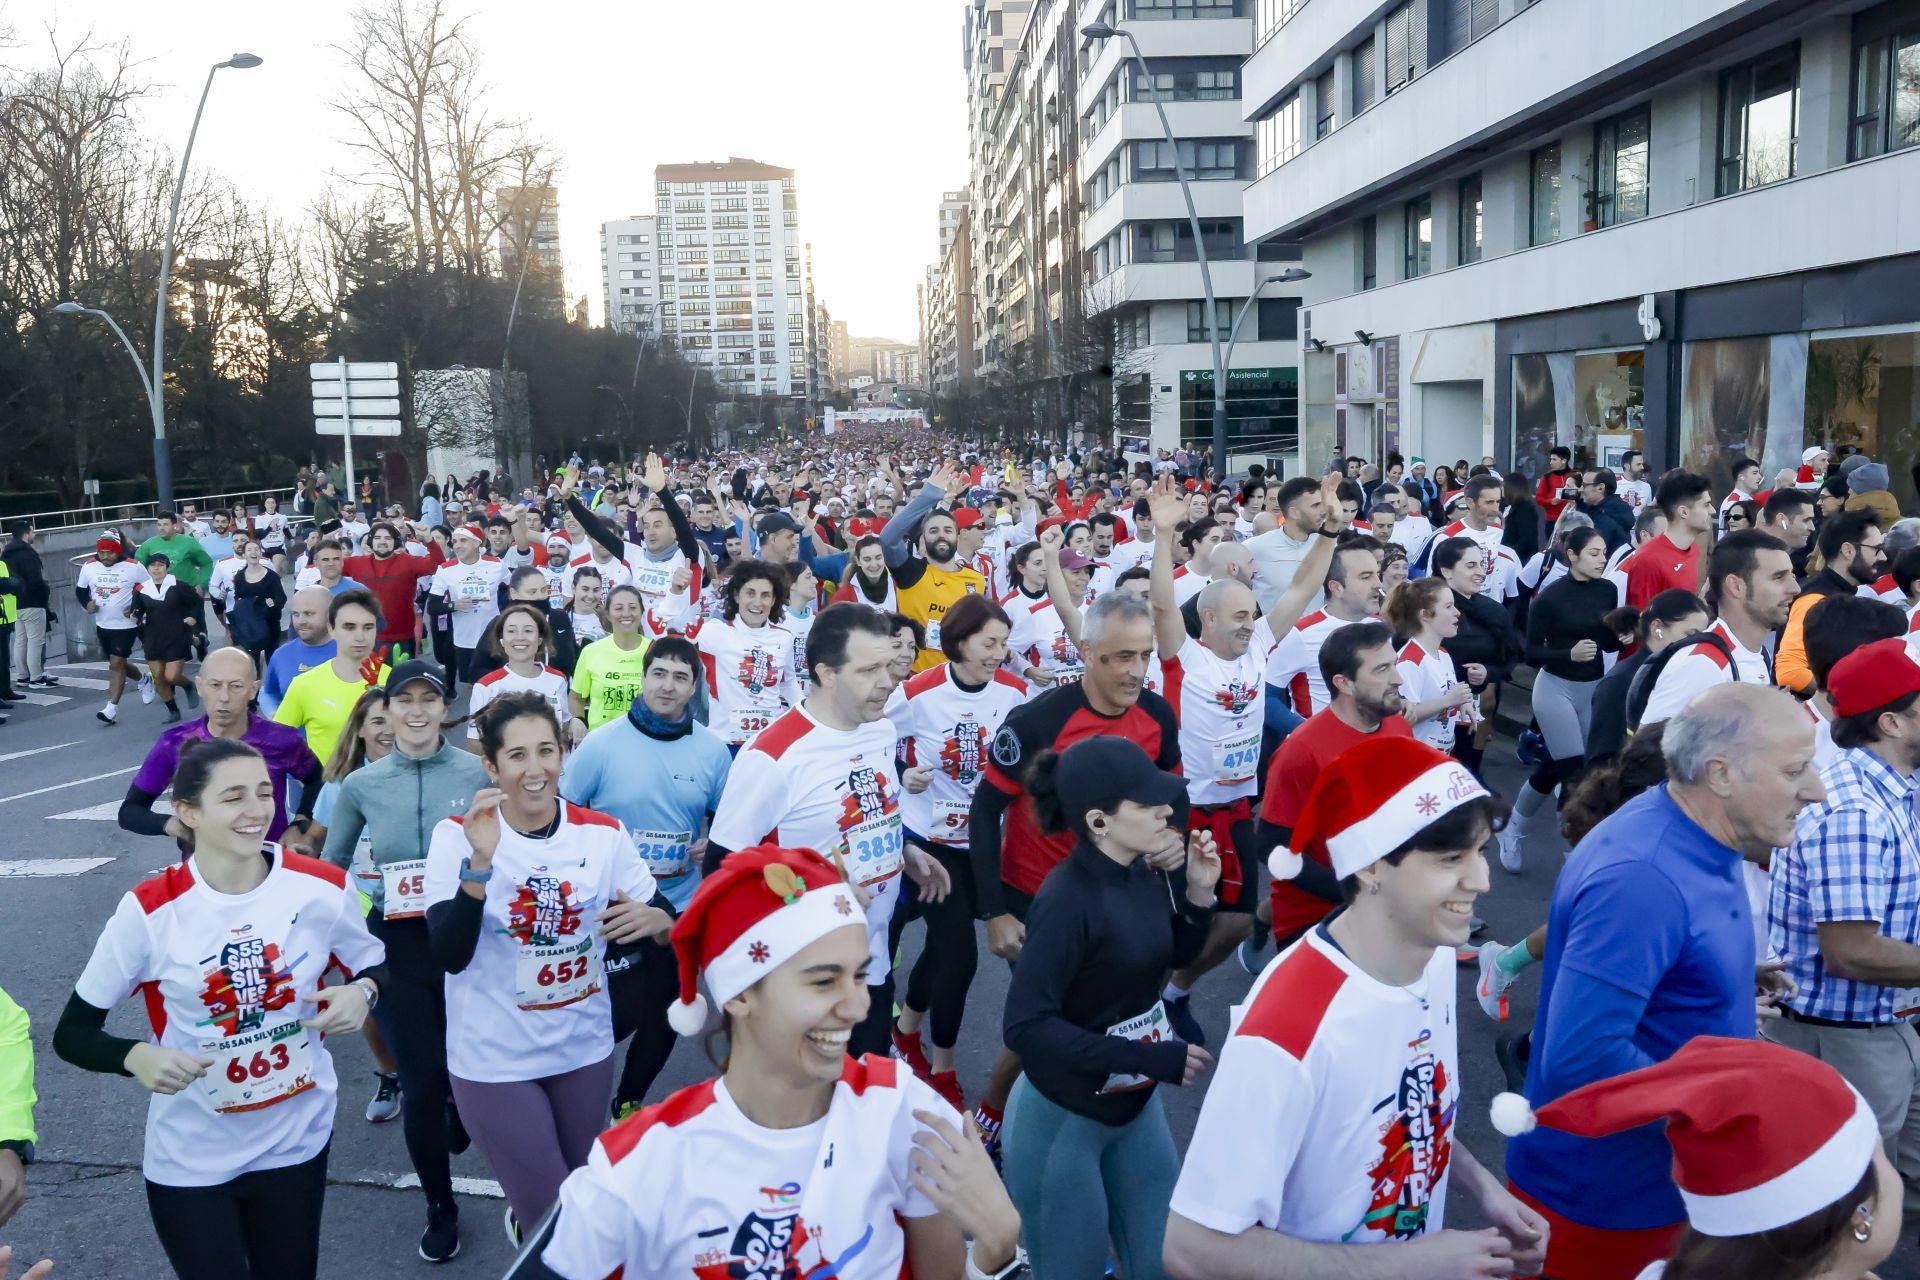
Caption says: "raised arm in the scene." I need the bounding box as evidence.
[1038,526,1085,651]
[1145,474,1192,659]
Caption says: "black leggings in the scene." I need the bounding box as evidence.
[1526,753,1585,796]
[146,1143,328,1280]
[894,841,980,1050]
[609,937,680,1108]
[369,914,456,1210]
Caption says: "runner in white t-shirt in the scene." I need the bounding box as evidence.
[427,527,509,684]
[1166,736,1547,1276]
[422,692,670,1239]
[671,561,803,747]
[708,604,946,1061]
[1386,578,1477,753]
[538,845,1022,1280]
[1266,540,1383,718]
[881,594,1028,1108]
[56,739,384,1280]
[466,604,573,745]
[77,531,150,722]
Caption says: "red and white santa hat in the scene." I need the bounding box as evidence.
[1490,1036,1876,1238]
[665,845,863,1036]
[452,524,486,543]
[1269,737,1489,882]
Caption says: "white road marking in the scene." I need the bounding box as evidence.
[0,741,75,764]
[0,766,138,805]
[15,693,69,707]
[49,662,111,672]
[390,1173,504,1199]
[0,858,115,877]
[39,676,108,690]
[52,799,172,821]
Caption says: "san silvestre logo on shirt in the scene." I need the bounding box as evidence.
[1353,1028,1453,1242]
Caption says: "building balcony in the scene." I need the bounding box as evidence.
[1082,99,1252,173]
[1079,16,1253,112]
[1087,257,1280,308]
[1083,176,1248,247]
[1243,0,1755,241]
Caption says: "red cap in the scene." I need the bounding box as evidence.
[95,531,124,554]
[952,507,984,530]
[1828,637,1920,718]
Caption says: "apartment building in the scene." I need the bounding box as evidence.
[1242,0,1920,501]
[1078,0,1305,454]
[498,184,565,317]
[927,202,979,397]
[652,158,812,399]
[601,214,659,337]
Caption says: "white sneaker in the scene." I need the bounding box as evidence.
[138,672,156,705]
[1477,942,1517,1022]
[1497,812,1526,872]
[97,702,118,724]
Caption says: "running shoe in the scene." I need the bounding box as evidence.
[0,690,26,701]
[418,1201,459,1264]
[138,672,156,704]
[928,1070,964,1114]
[1164,994,1207,1048]
[1495,1032,1531,1095]
[162,704,182,725]
[365,1071,402,1123]
[612,1098,644,1123]
[97,704,118,725]
[1235,932,1265,975]
[1476,943,1516,1022]
[1516,728,1545,767]
[1497,822,1524,874]
[503,1207,521,1248]
[28,675,58,688]
[891,1025,932,1079]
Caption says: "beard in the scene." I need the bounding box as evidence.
[927,538,957,563]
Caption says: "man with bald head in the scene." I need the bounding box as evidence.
[1146,473,1338,1043]
[1507,682,1821,1277]
[119,647,324,849]
[261,585,338,715]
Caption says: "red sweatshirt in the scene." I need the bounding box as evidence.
[343,545,447,642]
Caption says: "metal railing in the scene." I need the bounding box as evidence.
[7,486,301,532]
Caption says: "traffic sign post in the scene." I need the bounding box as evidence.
[311,359,401,497]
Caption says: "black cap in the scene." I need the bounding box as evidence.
[384,659,449,699]
[756,512,802,538]
[1053,738,1187,817]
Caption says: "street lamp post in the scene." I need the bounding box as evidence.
[49,302,155,404]
[1221,268,1313,381]
[1083,21,1237,476]
[148,53,263,512]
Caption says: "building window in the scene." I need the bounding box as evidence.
[1255,0,1306,45]
[1256,94,1301,176]
[1383,1,1426,95]
[1437,0,1500,58]
[1352,37,1378,115]
[1850,25,1920,160]
[1402,195,1432,279]
[1130,219,1242,263]
[1131,63,1240,101]
[1128,0,1245,18]
[1591,106,1651,228]
[1457,173,1483,264]
[1132,138,1245,181]
[1530,143,1561,246]
[1186,298,1242,343]
[1718,44,1799,195]
[1360,214,1377,290]
[1315,67,1336,138]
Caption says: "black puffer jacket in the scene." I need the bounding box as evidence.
[1448,589,1525,689]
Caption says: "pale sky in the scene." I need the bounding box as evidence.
[0,0,969,340]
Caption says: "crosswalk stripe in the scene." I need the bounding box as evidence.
[39,676,108,690]
[390,1173,504,1199]
[15,692,70,707]
[49,662,111,672]
[0,766,138,805]
[0,742,75,764]
[0,857,115,877]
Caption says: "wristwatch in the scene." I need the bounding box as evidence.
[964,1241,1028,1280]
[352,976,381,1012]
[458,857,493,884]
[0,1139,35,1165]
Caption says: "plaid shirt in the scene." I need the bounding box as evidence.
[1769,745,1920,1024]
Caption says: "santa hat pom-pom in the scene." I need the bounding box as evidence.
[666,994,709,1036]
[1268,846,1303,881]
[1490,1092,1537,1137]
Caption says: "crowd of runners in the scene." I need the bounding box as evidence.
[0,429,1915,1278]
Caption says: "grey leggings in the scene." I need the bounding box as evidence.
[1002,1076,1179,1280]
[450,1054,615,1226]
[1531,670,1596,762]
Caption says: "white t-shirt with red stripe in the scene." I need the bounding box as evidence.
[1170,563,1207,607]
[708,706,906,979]
[467,664,573,739]
[1014,592,1084,687]
[1163,637,1265,806]
[884,664,1029,846]
[1396,639,1467,752]
[1266,610,1368,718]
[1170,927,1459,1245]
[1433,518,1519,602]
[568,550,635,595]
[681,616,803,745]
[430,556,510,650]
[422,802,656,1084]
[1639,619,1772,726]
[72,847,385,1187]
[540,1056,954,1280]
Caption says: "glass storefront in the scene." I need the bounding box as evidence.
[1806,326,1920,512]
[1511,348,1645,475]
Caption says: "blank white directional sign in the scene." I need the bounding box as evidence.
[312,379,401,398]
[316,417,402,437]
[312,399,401,418]
[310,361,399,380]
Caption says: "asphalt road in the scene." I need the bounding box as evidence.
[0,659,1914,1278]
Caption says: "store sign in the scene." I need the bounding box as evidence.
[1181,367,1285,385]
